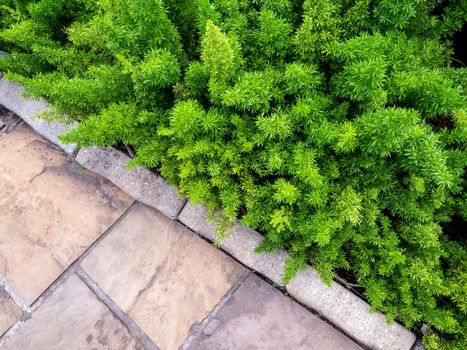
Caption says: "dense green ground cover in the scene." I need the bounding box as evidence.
[0,1,466,348]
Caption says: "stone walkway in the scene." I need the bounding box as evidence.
[0,113,364,349]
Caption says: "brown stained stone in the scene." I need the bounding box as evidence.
[188,274,364,350]
[2,274,141,349]
[82,203,245,350]
[0,289,21,336]
[0,125,133,305]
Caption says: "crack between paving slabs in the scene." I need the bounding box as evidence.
[23,201,138,312]
[179,270,250,350]
[75,267,160,350]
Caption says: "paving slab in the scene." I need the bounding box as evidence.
[82,203,245,350]
[187,274,363,350]
[0,288,21,336]
[76,147,186,219]
[0,124,133,305]
[1,274,142,349]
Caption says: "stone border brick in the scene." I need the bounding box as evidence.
[76,147,186,219]
[179,202,416,350]
[287,268,416,350]
[179,202,288,287]
[0,78,77,154]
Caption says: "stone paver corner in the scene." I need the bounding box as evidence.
[0,78,77,154]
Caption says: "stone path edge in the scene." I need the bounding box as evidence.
[1,78,417,350]
[0,78,77,154]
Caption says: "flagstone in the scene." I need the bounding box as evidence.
[187,274,364,350]
[0,124,133,305]
[1,274,141,350]
[0,288,21,336]
[82,203,245,350]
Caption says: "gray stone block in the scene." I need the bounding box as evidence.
[179,202,417,350]
[287,268,416,350]
[0,79,77,154]
[178,202,288,286]
[76,147,186,219]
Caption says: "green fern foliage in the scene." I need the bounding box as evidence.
[1,1,466,348]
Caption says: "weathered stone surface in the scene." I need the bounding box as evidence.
[0,79,77,154]
[287,268,416,350]
[179,202,288,286]
[1,274,141,349]
[179,202,416,350]
[0,289,21,336]
[82,203,245,350]
[76,147,186,219]
[0,125,133,305]
[188,274,363,350]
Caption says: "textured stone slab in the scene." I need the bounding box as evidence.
[0,79,77,154]
[287,268,416,350]
[188,274,363,350]
[0,289,21,336]
[1,274,141,349]
[0,125,133,305]
[77,147,186,219]
[179,202,416,350]
[82,203,245,350]
[179,202,288,285]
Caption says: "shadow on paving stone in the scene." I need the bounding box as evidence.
[187,274,364,350]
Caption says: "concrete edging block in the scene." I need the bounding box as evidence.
[179,202,416,350]
[179,202,288,286]
[287,268,416,350]
[76,147,186,219]
[0,79,77,154]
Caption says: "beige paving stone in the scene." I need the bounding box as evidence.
[188,274,363,350]
[0,124,133,305]
[82,203,245,350]
[1,274,141,350]
[0,288,21,336]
